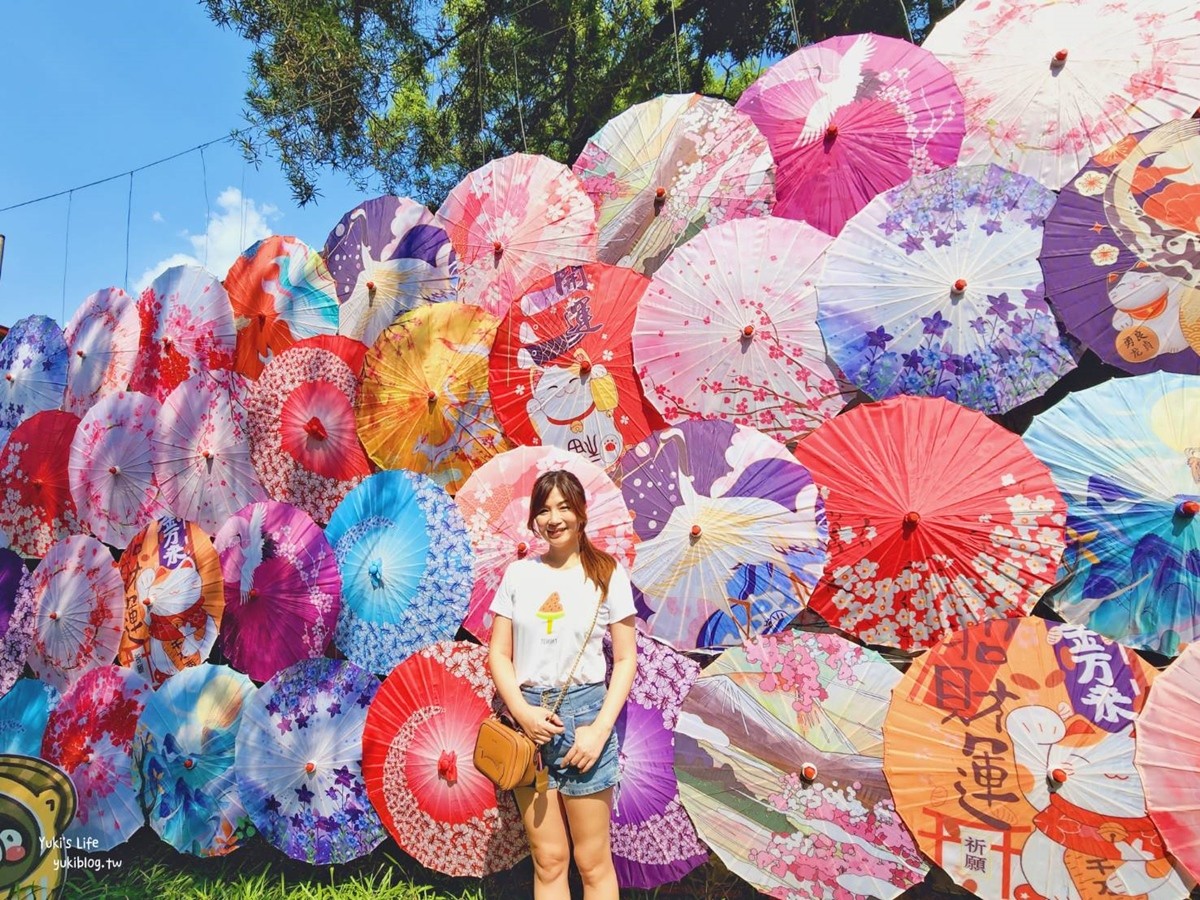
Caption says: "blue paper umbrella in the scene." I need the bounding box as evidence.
[326,471,474,674]
[0,315,68,446]
[235,658,385,864]
[1024,371,1200,656]
[133,664,257,857]
[0,678,59,755]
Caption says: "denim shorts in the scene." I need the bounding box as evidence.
[519,682,620,796]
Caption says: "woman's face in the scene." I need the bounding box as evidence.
[534,486,580,549]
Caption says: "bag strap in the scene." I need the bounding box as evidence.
[545,593,604,717]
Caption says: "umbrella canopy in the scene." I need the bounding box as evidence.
[817,163,1077,414]
[675,630,928,900]
[235,657,385,864]
[117,516,223,686]
[247,341,372,526]
[0,410,83,559]
[734,33,964,237]
[490,264,660,470]
[0,547,35,698]
[573,93,775,275]
[438,153,598,317]
[41,664,152,851]
[0,677,59,755]
[362,641,528,877]
[28,535,124,692]
[923,0,1200,191]
[128,265,237,402]
[617,419,827,652]
[885,617,1189,900]
[225,235,340,379]
[289,333,369,372]
[454,444,637,642]
[214,500,340,683]
[634,218,849,443]
[0,314,68,446]
[607,633,708,889]
[153,370,267,536]
[794,396,1067,650]
[1040,119,1200,374]
[133,663,257,856]
[1135,640,1200,881]
[356,302,508,494]
[323,195,459,348]
[64,286,140,415]
[327,471,473,675]
[68,390,166,549]
[1023,372,1200,656]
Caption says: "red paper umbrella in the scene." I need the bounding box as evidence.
[0,411,84,558]
[247,343,372,525]
[489,263,662,470]
[794,395,1067,650]
[362,641,527,877]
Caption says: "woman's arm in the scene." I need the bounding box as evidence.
[488,614,564,744]
[561,614,636,773]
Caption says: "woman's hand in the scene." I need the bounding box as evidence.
[561,723,610,773]
[514,703,564,745]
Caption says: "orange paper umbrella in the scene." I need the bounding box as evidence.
[0,410,84,559]
[117,516,223,686]
[225,235,340,379]
[884,617,1190,900]
[357,303,509,495]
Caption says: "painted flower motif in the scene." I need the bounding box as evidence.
[1091,243,1121,266]
[1074,170,1110,196]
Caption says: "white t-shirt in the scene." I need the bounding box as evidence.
[489,558,636,688]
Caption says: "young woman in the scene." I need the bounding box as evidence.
[488,469,637,900]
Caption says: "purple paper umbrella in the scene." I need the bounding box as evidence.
[606,633,707,888]
[323,195,458,348]
[0,547,35,698]
[1041,119,1200,375]
[214,501,341,683]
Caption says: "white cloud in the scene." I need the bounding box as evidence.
[136,187,276,291]
[151,211,164,223]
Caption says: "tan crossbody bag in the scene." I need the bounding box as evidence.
[474,594,603,793]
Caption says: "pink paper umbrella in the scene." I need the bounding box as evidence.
[63,286,141,415]
[129,265,237,402]
[438,153,598,318]
[634,217,851,444]
[0,410,84,559]
[736,33,964,236]
[153,370,267,536]
[246,342,372,526]
[28,535,125,693]
[573,93,775,276]
[1136,641,1200,880]
[0,547,36,698]
[453,445,636,642]
[41,664,151,851]
[68,391,166,549]
[214,500,341,683]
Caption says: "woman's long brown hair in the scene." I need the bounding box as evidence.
[527,469,616,599]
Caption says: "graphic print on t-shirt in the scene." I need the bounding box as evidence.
[537,592,565,635]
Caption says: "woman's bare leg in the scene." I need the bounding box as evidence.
[515,786,572,900]
[562,788,617,900]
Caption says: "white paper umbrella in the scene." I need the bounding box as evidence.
[63,287,141,415]
[923,0,1200,190]
[152,371,267,535]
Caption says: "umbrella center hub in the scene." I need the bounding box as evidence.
[109,465,120,476]
[368,558,385,587]
[183,758,195,770]
[3,374,11,383]
[1050,767,1069,785]
[493,241,504,258]
[48,611,58,621]
[825,123,838,140]
[741,324,755,339]
[1052,48,1068,66]
[305,761,316,775]
[952,278,967,294]
[690,524,702,539]
[304,416,328,441]
[437,750,459,785]
[76,349,86,358]
[801,763,818,782]
[516,541,529,557]
[903,511,921,527]
[1178,499,1200,518]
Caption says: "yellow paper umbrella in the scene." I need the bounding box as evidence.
[356,303,510,495]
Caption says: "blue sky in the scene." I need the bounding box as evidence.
[0,2,374,327]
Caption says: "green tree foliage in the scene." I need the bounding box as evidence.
[205,0,955,206]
